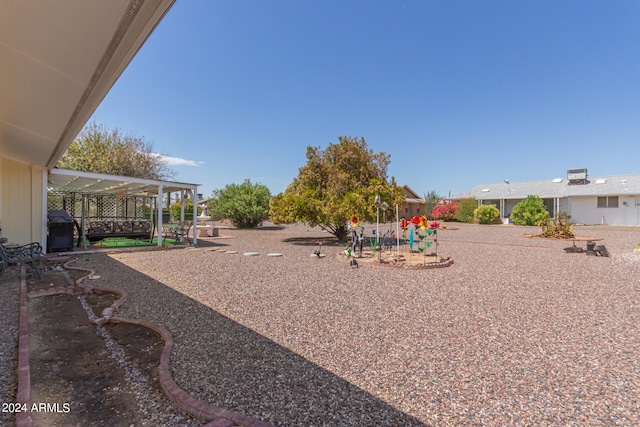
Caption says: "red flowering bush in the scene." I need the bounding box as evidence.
[431,200,457,221]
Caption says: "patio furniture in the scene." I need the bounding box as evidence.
[86,220,152,242]
[0,242,45,279]
[162,221,192,244]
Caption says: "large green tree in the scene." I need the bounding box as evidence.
[270,136,403,241]
[57,122,174,180]
[209,180,271,229]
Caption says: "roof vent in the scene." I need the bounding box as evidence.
[567,168,587,185]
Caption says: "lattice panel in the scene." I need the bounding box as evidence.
[47,194,151,221]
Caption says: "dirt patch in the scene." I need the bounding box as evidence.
[26,288,196,426]
[28,293,143,426]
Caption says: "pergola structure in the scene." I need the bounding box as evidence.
[48,168,200,248]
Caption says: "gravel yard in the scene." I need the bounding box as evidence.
[3,222,640,426]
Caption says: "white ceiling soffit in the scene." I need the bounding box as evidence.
[0,0,176,169]
[48,168,199,196]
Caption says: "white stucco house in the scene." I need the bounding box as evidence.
[455,169,640,226]
[0,0,206,251]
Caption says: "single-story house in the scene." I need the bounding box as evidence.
[454,169,640,226]
[400,185,425,218]
[0,0,205,251]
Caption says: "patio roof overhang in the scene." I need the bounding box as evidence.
[48,168,199,197]
[0,0,176,169]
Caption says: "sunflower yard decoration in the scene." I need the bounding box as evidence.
[343,213,452,269]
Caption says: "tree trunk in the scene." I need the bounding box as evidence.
[333,225,348,242]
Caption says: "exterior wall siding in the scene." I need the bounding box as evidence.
[0,157,44,244]
[569,195,640,226]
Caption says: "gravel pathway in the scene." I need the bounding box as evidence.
[5,223,640,426]
[0,269,20,427]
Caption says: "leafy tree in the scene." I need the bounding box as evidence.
[209,180,271,228]
[423,191,442,219]
[57,122,174,180]
[510,195,550,226]
[270,136,403,241]
[453,199,477,223]
[474,204,501,224]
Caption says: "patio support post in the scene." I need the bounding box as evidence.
[41,170,48,253]
[81,195,87,250]
[180,190,185,222]
[157,184,163,247]
[191,188,197,246]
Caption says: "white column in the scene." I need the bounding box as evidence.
[191,187,197,246]
[41,170,48,252]
[157,184,163,247]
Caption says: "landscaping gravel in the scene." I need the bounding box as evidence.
[4,223,640,426]
[0,269,20,427]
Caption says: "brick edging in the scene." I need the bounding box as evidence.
[109,317,275,427]
[15,267,33,427]
[59,257,274,426]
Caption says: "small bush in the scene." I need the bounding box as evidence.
[431,200,457,221]
[454,199,477,223]
[169,200,200,221]
[540,211,575,238]
[511,195,550,226]
[474,204,501,224]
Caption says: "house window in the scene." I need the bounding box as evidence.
[597,196,619,208]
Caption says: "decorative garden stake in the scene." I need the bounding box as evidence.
[349,214,364,258]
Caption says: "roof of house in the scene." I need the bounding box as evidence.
[401,185,424,204]
[455,174,640,200]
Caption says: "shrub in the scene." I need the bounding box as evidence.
[169,200,200,221]
[510,195,550,226]
[453,199,477,223]
[540,211,575,238]
[474,204,500,224]
[209,179,271,229]
[431,200,457,220]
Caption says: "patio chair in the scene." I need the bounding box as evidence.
[162,221,192,245]
[0,242,45,279]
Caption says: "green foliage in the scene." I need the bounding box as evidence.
[269,136,403,241]
[510,195,550,226]
[474,204,501,224]
[57,122,174,180]
[209,179,271,229]
[423,191,442,220]
[454,199,477,223]
[169,200,201,221]
[540,211,575,238]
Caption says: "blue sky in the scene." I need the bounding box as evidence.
[90,0,640,199]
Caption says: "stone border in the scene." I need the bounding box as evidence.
[523,234,602,241]
[16,267,32,427]
[370,256,454,270]
[21,257,275,427]
[109,316,274,427]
